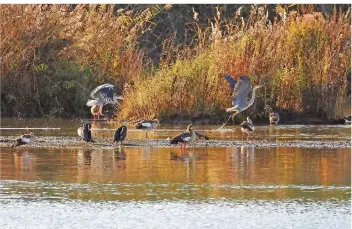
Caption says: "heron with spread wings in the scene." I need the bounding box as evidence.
[224,75,263,119]
[86,84,124,120]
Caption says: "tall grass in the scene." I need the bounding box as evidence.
[1,5,350,121]
[121,7,351,121]
[0,5,157,117]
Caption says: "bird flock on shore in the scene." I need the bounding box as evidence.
[10,75,350,149]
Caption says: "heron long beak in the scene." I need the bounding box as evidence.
[115,96,124,100]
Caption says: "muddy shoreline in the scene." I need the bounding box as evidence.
[0,136,350,149]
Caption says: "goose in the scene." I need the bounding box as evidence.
[77,123,93,142]
[86,84,123,120]
[170,124,209,150]
[264,105,280,125]
[240,117,255,141]
[11,132,35,147]
[135,119,159,138]
[113,121,128,145]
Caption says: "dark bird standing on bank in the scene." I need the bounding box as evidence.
[135,119,159,138]
[77,123,93,142]
[170,124,209,150]
[11,132,35,147]
[264,105,280,125]
[113,121,128,145]
[240,117,255,141]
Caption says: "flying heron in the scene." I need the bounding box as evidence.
[169,124,209,152]
[240,117,255,141]
[264,105,280,125]
[135,119,159,138]
[224,75,263,122]
[113,121,128,145]
[11,132,35,147]
[86,84,124,120]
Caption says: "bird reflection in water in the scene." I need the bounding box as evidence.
[170,147,208,162]
[227,146,255,181]
[141,146,153,160]
[113,148,127,172]
[77,149,92,166]
[13,150,36,177]
[113,148,126,161]
[77,148,127,182]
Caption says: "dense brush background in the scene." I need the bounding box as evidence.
[0,4,350,122]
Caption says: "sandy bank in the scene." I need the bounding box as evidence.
[0,136,350,149]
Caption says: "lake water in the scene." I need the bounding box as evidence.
[0,118,351,228]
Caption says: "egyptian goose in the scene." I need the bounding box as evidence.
[264,105,280,125]
[135,119,159,138]
[11,132,35,147]
[170,124,209,150]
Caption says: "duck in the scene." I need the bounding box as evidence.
[240,117,255,141]
[344,115,351,124]
[264,105,280,125]
[77,123,93,142]
[11,132,35,147]
[135,119,159,138]
[169,124,209,150]
[113,121,128,145]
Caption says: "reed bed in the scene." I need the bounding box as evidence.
[1,4,350,121]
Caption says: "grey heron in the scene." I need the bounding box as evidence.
[264,105,280,125]
[224,75,263,120]
[170,124,209,151]
[86,84,124,120]
[11,132,35,147]
[135,119,159,138]
[240,117,255,141]
[113,121,128,145]
[77,123,93,142]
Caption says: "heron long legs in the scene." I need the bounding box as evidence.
[218,111,239,130]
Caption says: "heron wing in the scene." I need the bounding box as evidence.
[233,76,252,108]
[90,84,115,105]
[224,75,237,89]
[86,100,98,107]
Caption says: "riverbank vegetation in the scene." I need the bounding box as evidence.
[1,4,350,122]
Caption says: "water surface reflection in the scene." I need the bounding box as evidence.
[1,147,350,201]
